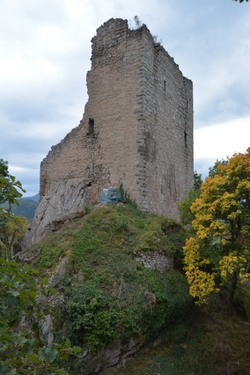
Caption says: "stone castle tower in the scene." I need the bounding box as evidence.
[26,18,193,245]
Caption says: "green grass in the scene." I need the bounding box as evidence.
[31,204,184,273]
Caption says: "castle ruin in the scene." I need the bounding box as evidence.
[26,18,193,245]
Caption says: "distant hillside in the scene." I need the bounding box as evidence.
[23,193,39,202]
[1,194,38,220]
[13,198,38,220]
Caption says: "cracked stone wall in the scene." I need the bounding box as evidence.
[24,18,193,246]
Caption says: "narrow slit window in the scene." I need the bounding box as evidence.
[163,80,166,92]
[88,118,94,135]
[184,130,187,146]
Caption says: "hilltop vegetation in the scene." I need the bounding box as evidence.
[25,204,190,373]
[0,150,249,375]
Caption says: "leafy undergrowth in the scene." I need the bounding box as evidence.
[103,288,250,375]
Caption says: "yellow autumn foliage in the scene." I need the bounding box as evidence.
[0,215,28,260]
[183,148,250,304]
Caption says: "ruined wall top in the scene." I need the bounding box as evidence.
[91,18,153,68]
[90,18,186,82]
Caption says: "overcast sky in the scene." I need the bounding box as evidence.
[0,0,249,196]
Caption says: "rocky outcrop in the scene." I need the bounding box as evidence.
[23,179,89,246]
[82,339,142,374]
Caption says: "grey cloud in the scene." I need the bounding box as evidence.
[195,81,250,127]
[9,166,40,197]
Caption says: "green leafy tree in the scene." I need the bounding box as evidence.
[0,160,27,260]
[0,159,25,211]
[234,0,248,2]
[193,171,203,192]
[208,159,228,178]
[0,258,80,374]
[179,171,203,226]
[0,159,8,177]
[183,149,250,305]
[0,161,81,373]
[0,215,28,261]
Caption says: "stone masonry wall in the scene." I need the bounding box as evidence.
[24,18,193,246]
[135,32,193,217]
[136,252,173,273]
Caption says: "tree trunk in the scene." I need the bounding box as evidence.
[229,270,238,308]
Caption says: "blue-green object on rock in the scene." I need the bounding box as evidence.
[100,188,121,204]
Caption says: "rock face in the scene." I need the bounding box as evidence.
[82,339,142,374]
[24,18,193,246]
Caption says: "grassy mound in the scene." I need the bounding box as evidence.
[29,204,191,372]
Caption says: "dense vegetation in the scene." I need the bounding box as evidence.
[0,258,80,375]
[0,159,28,260]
